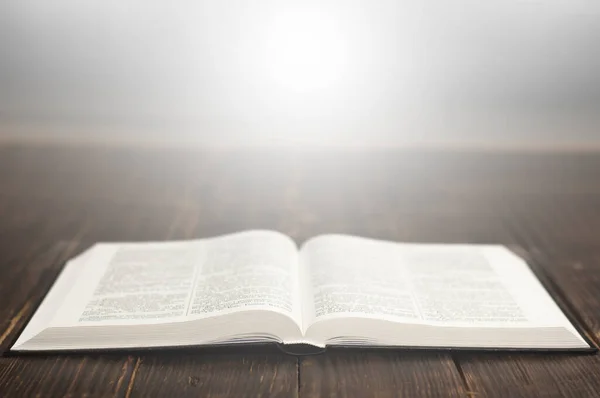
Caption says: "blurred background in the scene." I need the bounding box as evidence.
[1,0,599,149]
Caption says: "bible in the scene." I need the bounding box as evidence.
[12,230,592,353]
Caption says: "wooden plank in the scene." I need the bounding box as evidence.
[503,196,600,250]
[300,351,465,397]
[0,146,197,207]
[128,350,298,398]
[0,354,136,397]
[458,353,600,398]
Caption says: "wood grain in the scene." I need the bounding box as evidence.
[128,350,298,398]
[457,353,600,398]
[0,354,135,397]
[1,146,600,396]
[300,351,465,397]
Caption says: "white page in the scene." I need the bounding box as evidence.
[45,231,301,329]
[187,230,302,324]
[302,235,584,333]
[400,245,530,325]
[301,235,421,327]
[48,241,203,327]
[78,243,202,322]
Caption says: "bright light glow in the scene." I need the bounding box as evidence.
[264,10,348,93]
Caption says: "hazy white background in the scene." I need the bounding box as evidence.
[1,0,599,148]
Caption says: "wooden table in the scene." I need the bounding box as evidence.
[1,145,599,397]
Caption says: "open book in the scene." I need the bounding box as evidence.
[12,231,591,352]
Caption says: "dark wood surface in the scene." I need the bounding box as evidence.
[1,145,600,397]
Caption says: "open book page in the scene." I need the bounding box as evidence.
[300,235,420,328]
[14,231,303,350]
[301,235,588,348]
[75,242,204,323]
[188,230,301,323]
[55,231,300,326]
